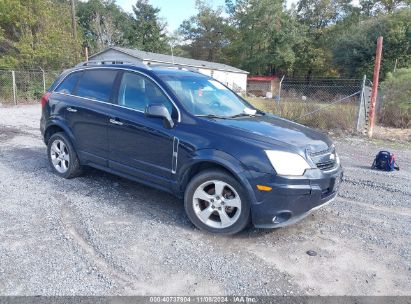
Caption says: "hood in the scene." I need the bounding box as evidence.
[206,114,332,153]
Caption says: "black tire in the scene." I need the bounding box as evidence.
[47,132,82,179]
[184,169,250,235]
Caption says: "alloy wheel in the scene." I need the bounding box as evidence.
[50,139,70,174]
[192,180,242,229]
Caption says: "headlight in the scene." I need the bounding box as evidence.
[265,150,312,176]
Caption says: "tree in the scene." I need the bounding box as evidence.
[373,0,411,13]
[179,0,230,62]
[76,0,134,53]
[225,0,303,75]
[296,0,351,31]
[168,30,191,58]
[129,0,169,53]
[0,0,81,69]
[332,9,411,78]
[291,0,354,78]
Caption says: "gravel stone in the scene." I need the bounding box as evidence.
[0,105,410,296]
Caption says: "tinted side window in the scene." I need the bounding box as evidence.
[75,70,118,102]
[118,72,174,115]
[55,72,82,94]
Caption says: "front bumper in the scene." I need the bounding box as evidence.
[249,166,343,228]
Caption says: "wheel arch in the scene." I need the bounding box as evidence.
[44,120,76,147]
[177,149,256,204]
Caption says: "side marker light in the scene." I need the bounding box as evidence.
[257,185,272,191]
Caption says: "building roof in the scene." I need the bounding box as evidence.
[90,47,249,74]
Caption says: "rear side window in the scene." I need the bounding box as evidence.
[75,69,118,102]
[54,72,82,94]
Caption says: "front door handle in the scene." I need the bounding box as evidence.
[66,107,77,113]
[109,118,123,126]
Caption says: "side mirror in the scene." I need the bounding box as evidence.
[145,103,174,128]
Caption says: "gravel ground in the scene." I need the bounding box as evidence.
[0,104,410,296]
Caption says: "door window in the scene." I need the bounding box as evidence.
[118,72,174,116]
[75,69,118,102]
[55,71,83,94]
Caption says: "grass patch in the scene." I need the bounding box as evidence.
[247,97,358,132]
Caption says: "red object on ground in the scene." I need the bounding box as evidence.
[248,76,278,81]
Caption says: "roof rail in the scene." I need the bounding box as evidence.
[149,63,200,74]
[75,59,150,69]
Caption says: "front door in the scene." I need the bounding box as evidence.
[108,71,178,188]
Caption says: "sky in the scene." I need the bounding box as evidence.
[116,0,299,33]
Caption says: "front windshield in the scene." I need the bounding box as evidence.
[159,73,256,117]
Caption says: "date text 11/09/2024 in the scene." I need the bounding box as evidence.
[149,296,258,303]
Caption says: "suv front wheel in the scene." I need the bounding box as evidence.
[184,169,250,234]
[47,132,82,179]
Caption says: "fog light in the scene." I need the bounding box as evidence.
[273,211,292,224]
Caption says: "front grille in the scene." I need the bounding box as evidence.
[309,147,332,157]
[316,159,336,171]
[308,145,338,171]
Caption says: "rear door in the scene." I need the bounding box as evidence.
[108,71,178,188]
[60,69,119,166]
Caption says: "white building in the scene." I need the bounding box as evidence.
[89,47,249,92]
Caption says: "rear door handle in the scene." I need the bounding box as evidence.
[109,118,123,126]
[66,107,77,113]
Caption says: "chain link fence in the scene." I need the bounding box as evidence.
[247,76,372,133]
[280,77,370,132]
[0,70,61,105]
[1,69,379,134]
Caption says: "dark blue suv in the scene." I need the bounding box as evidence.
[40,61,343,234]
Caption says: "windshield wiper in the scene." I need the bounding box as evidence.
[196,114,228,119]
[229,112,263,118]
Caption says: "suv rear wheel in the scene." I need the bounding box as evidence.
[47,132,82,179]
[184,169,250,234]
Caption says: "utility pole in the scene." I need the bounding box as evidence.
[70,0,79,61]
[368,36,383,139]
[170,44,175,65]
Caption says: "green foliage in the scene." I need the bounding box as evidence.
[76,0,169,53]
[296,0,351,30]
[179,0,230,62]
[129,0,169,53]
[76,0,134,53]
[0,0,81,69]
[372,0,411,14]
[0,0,410,80]
[291,0,352,77]
[332,9,411,78]
[223,0,304,75]
[379,68,411,128]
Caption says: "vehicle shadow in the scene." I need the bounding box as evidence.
[3,144,279,237]
[76,166,195,231]
[82,168,280,237]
